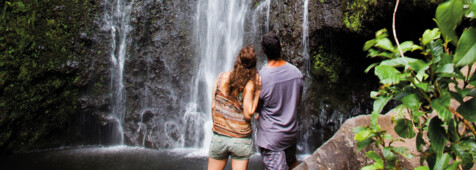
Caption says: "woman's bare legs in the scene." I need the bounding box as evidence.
[231,159,249,170]
[208,157,228,170]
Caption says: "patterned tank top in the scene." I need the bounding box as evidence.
[211,73,252,138]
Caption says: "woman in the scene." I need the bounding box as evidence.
[208,46,261,170]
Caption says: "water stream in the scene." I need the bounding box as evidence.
[103,0,135,145]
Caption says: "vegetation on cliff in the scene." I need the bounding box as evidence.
[0,0,97,153]
[355,0,476,169]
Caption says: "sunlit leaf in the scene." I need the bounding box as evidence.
[436,63,454,74]
[364,39,377,51]
[376,38,395,52]
[434,153,451,170]
[383,147,397,161]
[454,28,476,66]
[375,65,401,85]
[428,117,448,157]
[435,0,463,45]
[402,94,420,110]
[422,28,441,46]
[365,63,378,73]
[380,57,418,68]
[393,147,413,159]
[355,129,372,141]
[414,166,430,170]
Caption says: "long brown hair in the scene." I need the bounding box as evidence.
[227,46,259,99]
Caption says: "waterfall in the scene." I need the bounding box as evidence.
[103,0,135,145]
[302,0,310,72]
[192,0,249,149]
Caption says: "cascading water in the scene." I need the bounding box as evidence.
[102,0,135,145]
[192,0,250,149]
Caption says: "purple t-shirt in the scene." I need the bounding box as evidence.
[257,62,303,151]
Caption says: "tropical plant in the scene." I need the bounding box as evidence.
[354,0,476,169]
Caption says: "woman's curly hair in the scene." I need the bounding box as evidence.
[227,46,259,99]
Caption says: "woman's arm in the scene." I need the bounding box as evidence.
[243,75,261,120]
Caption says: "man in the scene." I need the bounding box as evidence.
[257,32,303,170]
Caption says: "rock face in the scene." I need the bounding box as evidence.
[295,111,416,170]
[76,0,441,152]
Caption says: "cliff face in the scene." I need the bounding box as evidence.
[0,0,441,153]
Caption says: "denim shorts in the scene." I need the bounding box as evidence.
[209,133,253,160]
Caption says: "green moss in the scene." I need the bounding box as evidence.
[0,0,98,153]
[342,0,378,32]
[311,46,343,88]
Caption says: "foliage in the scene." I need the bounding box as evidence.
[354,0,476,169]
[0,0,96,153]
[312,47,343,88]
[342,0,378,32]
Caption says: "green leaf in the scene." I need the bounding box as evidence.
[383,147,397,162]
[445,161,461,170]
[364,39,377,51]
[375,65,401,85]
[357,136,375,151]
[355,129,372,141]
[416,132,424,152]
[447,119,459,142]
[422,28,441,46]
[398,41,421,55]
[365,63,378,73]
[435,0,463,45]
[401,94,420,110]
[431,91,452,122]
[366,151,384,169]
[409,60,430,81]
[433,153,451,170]
[414,166,430,170]
[436,63,454,74]
[353,126,369,134]
[457,98,476,122]
[376,38,395,52]
[454,28,476,66]
[394,118,416,138]
[371,96,391,130]
[380,57,418,68]
[393,147,413,159]
[428,117,448,157]
[451,144,473,169]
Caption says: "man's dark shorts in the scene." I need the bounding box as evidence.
[260,145,297,170]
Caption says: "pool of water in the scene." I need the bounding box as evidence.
[1,146,310,170]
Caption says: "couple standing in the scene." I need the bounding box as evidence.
[208,32,304,170]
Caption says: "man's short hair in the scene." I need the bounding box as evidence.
[261,32,281,60]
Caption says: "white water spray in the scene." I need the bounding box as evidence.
[103,0,135,145]
[192,0,249,149]
[302,0,310,73]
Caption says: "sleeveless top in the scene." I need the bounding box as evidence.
[211,73,252,138]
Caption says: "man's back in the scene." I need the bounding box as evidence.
[257,62,303,151]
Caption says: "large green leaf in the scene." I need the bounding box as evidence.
[428,117,448,157]
[457,98,476,122]
[431,91,452,122]
[393,147,413,159]
[435,63,454,74]
[434,153,451,170]
[422,28,441,46]
[375,65,401,85]
[380,57,418,68]
[394,118,416,138]
[397,41,422,56]
[371,96,391,130]
[355,129,372,141]
[451,143,474,169]
[376,38,395,52]
[454,28,476,66]
[401,94,421,110]
[364,39,377,51]
[357,136,375,151]
[365,151,384,169]
[435,0,463,45]
[447,119,459,142]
